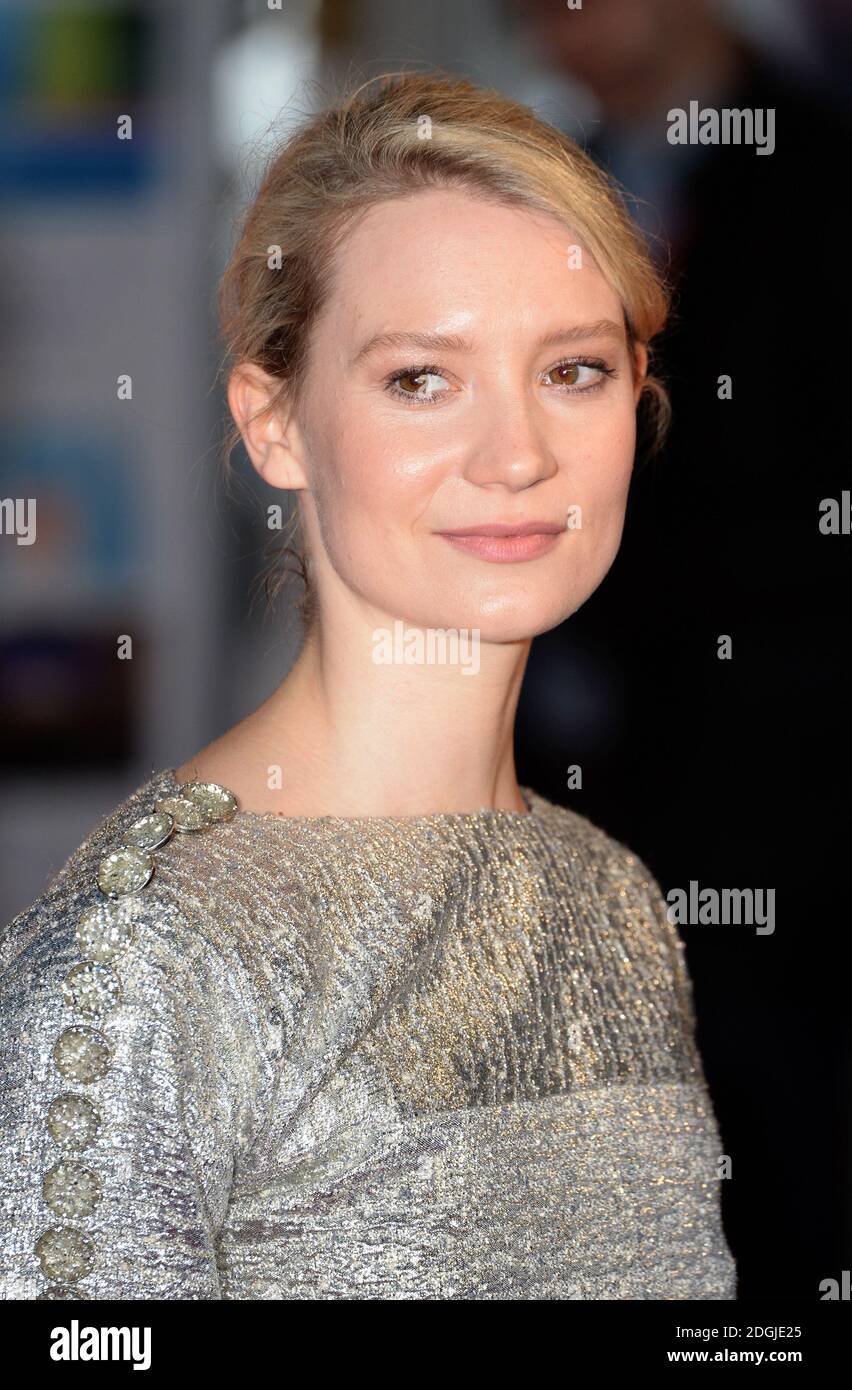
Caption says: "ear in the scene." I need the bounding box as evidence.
[227,362,310,490]
[632,342,649,405]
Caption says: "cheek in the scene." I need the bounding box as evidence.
[565,405,636,517]
[318,404,438,520]
[304,403,432,580]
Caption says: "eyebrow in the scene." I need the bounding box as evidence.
[352,318,627,366]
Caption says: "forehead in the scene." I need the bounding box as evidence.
[315,187,622,345]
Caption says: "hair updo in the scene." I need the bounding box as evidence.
[218,70,671,627]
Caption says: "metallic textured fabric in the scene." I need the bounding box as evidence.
[0,766,736,1300]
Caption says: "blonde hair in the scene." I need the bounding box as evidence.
[219,71,671,623]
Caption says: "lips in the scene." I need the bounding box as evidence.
[436,521,565,563]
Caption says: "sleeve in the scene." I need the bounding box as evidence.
[643,867,703,1045]
[607,839,707,1067]
[0,884,268,1300]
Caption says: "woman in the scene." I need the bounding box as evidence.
[0,73,735,1300]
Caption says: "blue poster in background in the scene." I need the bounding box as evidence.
[0,5,158,195]
[0,423,143,769]
[0,421,142,592]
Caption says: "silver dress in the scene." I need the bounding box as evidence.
[0,767,736,1299]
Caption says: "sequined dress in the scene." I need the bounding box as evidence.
[0,767,736,1300]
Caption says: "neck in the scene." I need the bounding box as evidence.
[181,604,532,817]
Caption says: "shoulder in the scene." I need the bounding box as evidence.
[528,789,665,906]
[527,791,703,1055]
[527,789,693,978]
[0,771,275,1151]
[0,770,160,979]
[0,768,269,1023]
[529,791,701,1037]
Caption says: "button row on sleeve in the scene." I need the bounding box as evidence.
[35,781,238,1299]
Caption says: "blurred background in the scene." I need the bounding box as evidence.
[1,0,850,1300]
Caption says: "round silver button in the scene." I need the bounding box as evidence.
[180,780,239,823]
[124,810,174,851]
[97,846,154,897]
[53,1026,112,1084]
[46,1093,102,1151]
[154,794,209,832]
[76,900,136,962]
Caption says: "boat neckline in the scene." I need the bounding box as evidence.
[156,767,544,826]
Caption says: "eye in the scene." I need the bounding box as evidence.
[541,357,616,391]
[384,363,452,404]
[383,354,616,406]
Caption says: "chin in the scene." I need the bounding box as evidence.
[407,541,622,645]
[390,587,592,647]
[469,596,588,644]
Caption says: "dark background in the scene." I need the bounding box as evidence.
[512,0,852,1301]
[1,0,849,1302]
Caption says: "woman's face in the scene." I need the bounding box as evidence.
[290,187,646,642]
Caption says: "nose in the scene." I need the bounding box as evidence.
[461,384,560,491]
